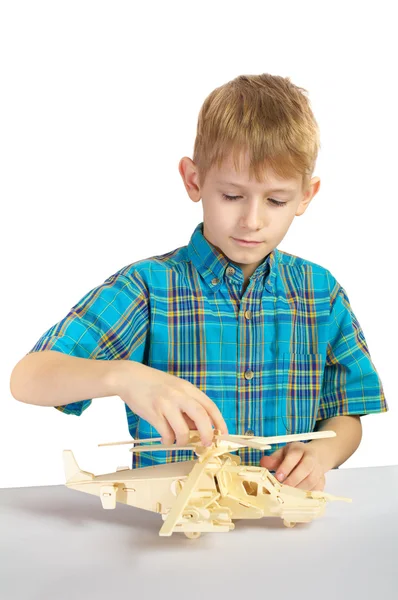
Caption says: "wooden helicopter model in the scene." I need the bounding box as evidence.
[63,429,352,539]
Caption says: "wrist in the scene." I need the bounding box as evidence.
[104,359,137,398]
[308,439,337,473]
[309,416,362,472]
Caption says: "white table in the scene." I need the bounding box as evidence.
[1,465,397,600]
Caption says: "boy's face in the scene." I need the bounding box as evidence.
[179,151,320,282]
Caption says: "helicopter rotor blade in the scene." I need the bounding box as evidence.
[99,430,203,448]
[130,445,194,453]
[235,440,272,450]
[98,437,163,447]
[99,430,335,449]
[218,430,336,447]
[252,430,336,445]
[217,435,272,450]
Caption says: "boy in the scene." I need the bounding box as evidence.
[10,73,387,491]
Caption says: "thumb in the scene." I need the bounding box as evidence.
[260,447,285,470]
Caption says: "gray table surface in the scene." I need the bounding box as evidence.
[1,465,398,600]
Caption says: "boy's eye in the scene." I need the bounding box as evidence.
[268,198,287,207]
[222,194,242,201]
[222,194,286,207]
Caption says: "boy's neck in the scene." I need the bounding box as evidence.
[242,279,250,294]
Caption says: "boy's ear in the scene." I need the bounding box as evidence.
[295,177,321,216]
[178,157,202,203]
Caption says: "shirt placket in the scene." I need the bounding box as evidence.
[225,265,256,441]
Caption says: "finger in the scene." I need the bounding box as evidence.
[283,452,319,487]
[150,415,176,446]
[182,400,215,446]
[291,466,323,490]
[182,414,198,431]
[275,443,305,482]
[188,388,228,434]
[163,410,191,446]
[284,461,315,488]
[260,448,285,470]
[313,474,326,491]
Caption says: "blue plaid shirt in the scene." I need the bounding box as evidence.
[29,222,387,466]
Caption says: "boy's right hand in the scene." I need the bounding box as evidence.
[114,361,228,447]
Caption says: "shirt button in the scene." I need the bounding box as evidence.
[245,430,255,436]
[226,266,235,276]
[244,369,254,380]
[244,310,252,320]
[211,277,219,285]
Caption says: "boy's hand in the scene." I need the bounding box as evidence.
[260,442,326,491]
[115,361,228,447]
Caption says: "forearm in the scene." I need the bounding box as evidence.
[310,415,362,472]
[10,350,129,407]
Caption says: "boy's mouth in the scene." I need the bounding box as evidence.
[232,237,263,247]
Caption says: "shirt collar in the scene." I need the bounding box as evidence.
[187,222,279,293]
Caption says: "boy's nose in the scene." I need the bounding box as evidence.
[239,206,265,231]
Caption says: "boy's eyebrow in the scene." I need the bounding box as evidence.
[216,180,297,193]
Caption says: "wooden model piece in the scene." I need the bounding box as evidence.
[63,430,352,539]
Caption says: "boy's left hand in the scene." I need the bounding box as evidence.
[260,442,326,491]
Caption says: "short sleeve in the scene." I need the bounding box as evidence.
[28,270,149,416]
[317,272,388,421]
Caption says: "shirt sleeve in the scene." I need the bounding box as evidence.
[27,270,149,416]
[317,271,388,421]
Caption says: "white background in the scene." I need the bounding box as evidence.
[1,1,396,488]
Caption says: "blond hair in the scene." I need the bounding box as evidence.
[192,73,320,191]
